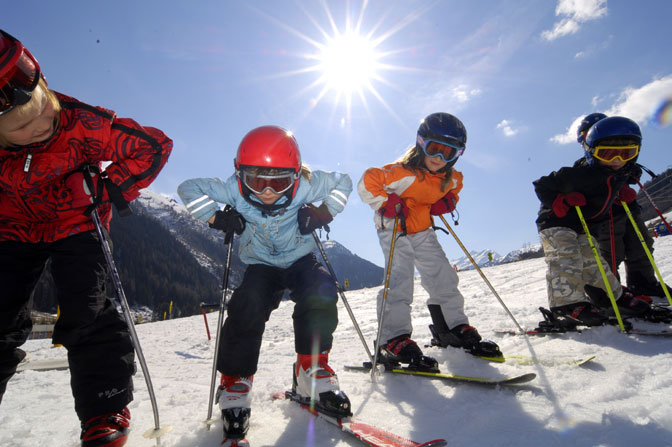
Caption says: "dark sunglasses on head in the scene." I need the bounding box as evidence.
[0,30,41,116]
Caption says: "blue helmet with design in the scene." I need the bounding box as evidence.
[576,112,607,144]
[416,112,467,169]
[584,116,641,166]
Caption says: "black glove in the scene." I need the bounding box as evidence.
[626,164,643,184]
[209,207,246,235]
[297,203,333,235]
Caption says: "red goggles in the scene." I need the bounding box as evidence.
[593,144,639,162]
[0,30,41,116]
[242,170,298,195]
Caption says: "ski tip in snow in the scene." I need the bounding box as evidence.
[504,354,596,367]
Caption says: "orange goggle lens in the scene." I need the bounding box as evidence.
[593,144,639,162]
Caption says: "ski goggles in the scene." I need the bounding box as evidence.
[241,169,299,195]
[592,144,639,162]
[0,30,41,116]
[419,138,464,163]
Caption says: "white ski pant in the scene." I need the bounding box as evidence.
[376,228,468,343]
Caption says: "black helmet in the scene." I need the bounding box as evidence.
[416,113,467,168]
[576,112,607,143]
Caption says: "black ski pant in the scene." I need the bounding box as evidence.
[0,231,135,421]
[217,253,338,377]
[595,205,656,287]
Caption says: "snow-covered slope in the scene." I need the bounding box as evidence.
[3,234,672,446]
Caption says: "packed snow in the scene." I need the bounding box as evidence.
[2,231,672,446]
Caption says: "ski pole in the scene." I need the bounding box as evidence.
[574,206,627,332]
[636,179,672,235]
[371,216,400,381]
[312,231,374,364]
[621,202,672,306]
[205,229,235,428]
[91,209,171,439]
[438,215,524,333]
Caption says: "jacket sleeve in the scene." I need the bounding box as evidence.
[101,116,173,203]
[357,165,416,211]
[177,175,240,222]
[533,168,571,208]
[303,170,352,216]
[447,169,464,201]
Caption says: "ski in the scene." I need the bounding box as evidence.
[423,344,592,366]
[472,352,594,366]
[496,306,672,337]
[345,362,536,386]
[276,391,447,447]
[504,354,596,366]
[495,327,672,337]
[16,357,69,372]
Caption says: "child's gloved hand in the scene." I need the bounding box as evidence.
[378,193,409,219]
[209,207,246,234]
[66,170,109,210]
[617,185,637,204]
[297,203,333,235]
[430,192,457,215]
[552,192,586,217]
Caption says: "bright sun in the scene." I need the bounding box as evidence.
[256,2,428,123]
[318,32,379,95]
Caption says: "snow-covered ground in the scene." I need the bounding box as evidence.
[2,233,672,446]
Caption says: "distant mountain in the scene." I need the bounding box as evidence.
[314,240,383,290]
[449,243,543,271]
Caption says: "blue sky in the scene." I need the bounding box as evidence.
[8,0,672,267]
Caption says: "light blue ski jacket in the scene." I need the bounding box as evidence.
[177,171,352,268]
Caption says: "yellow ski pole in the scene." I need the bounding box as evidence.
[371,216,400,381]
[438,215,524,333]
[574,206,626,332]
[621,201,672,307]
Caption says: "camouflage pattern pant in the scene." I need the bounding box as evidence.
[540,227,622,308]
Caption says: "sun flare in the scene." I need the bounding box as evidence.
[318,32,380,95]
[255,1,430,124]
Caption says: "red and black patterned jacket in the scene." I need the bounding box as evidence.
[0,92,173,243]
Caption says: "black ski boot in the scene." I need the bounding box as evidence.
[627,271,672,302]
[378,335,439,372]
[550,301,610,326]
[539,306,631,332]
[429,324,503,359]
[427,304,501,358]
[221,408,250,443]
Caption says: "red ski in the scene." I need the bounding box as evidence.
[276,391,447,447]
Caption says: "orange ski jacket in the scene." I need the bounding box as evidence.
[358,163,463,234]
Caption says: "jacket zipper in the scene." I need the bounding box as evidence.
[23,152,33,172]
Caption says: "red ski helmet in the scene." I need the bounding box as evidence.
[234,125,302,214]
[235,125,301,170]
[0,29,42,116]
